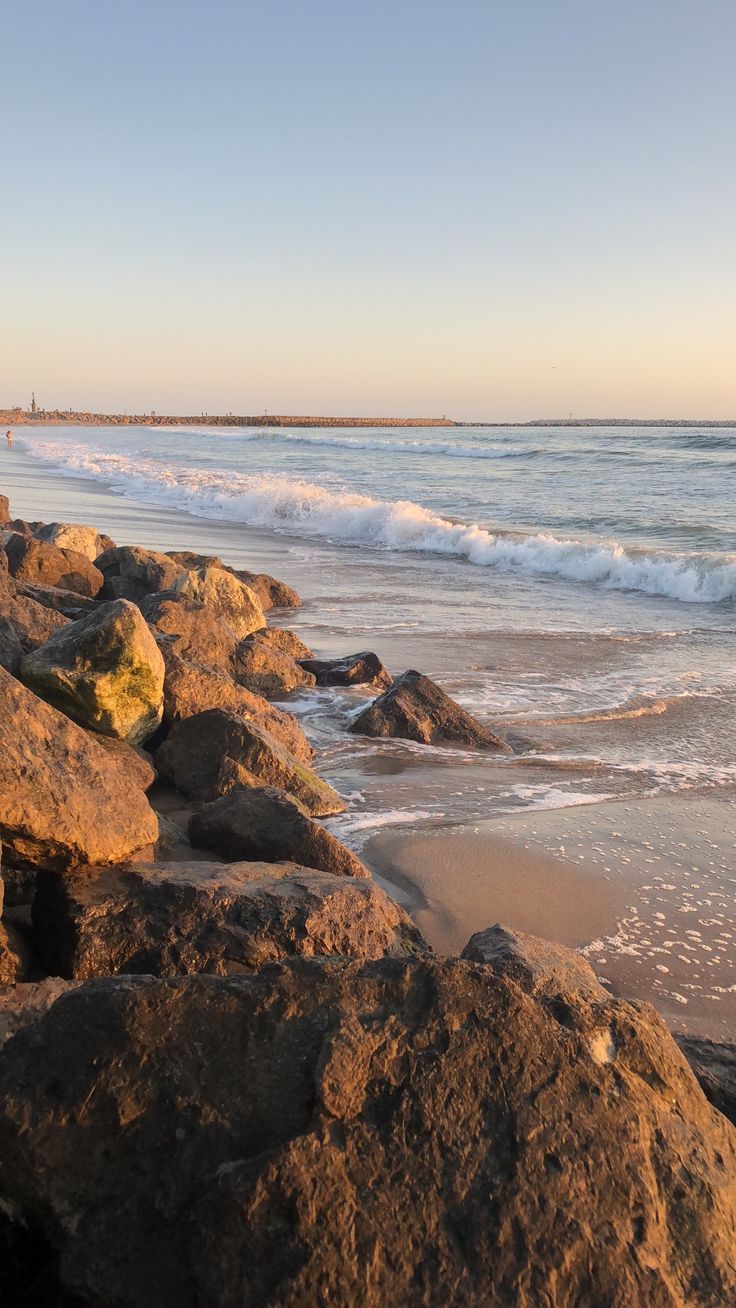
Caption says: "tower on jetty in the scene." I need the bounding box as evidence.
[30,392,37,414]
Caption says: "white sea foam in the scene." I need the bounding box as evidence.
[146,425,536,460]
[23,438,736,604]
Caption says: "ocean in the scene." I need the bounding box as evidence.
[10,421,736,847]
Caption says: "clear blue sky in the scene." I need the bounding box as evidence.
[2,0,734,419]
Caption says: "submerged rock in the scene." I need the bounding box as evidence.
[156,709,344,815]
[171,566,265,639]
[20,598,165,743]
[232,633,316,697]
[189,786,369,878]
[5,535,104,597]
[299,650,392,688]
[0,666,158,869]
[0,955,734,1306]
[351,668,511,751]
[97,544,184,602]
[161,650,313,762]
[32,863,425,979]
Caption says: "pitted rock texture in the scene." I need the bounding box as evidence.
[0,957,735,1306]
[188,786,370,878]
[32,864,425,978]
[97,544,185,602]
[171,566,265,639]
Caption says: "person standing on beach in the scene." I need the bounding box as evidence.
[5,430,12,447]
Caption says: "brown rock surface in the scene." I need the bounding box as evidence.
[189,787,369,878]
[171,566,265,639]
[676,1035,736,1126]
[5,535,103,597]
[32,863,425,978]
[0,957,735,1306]
[351,668,511,751]
[0,666,158,869]
[14,579,98,618]
[299,649,392,688]
[0,494,8,526]
[97,544,184,602]
[34,521,106,560]
[0,922,31,986]
[89,734,156,790]
[256,627,314,659]
[231,568,301,610]
[161,651,313,762]
[156,709,344,815]
[21,598,165,743]
[462,923,607,1002]
[232,633,317,697]
[0,575,69,672]
[142,593,242,672]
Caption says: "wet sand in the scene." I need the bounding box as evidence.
[367,794,736,1039]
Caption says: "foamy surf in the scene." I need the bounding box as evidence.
[22,437,736,605]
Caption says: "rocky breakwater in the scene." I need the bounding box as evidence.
[2,495,736,1305]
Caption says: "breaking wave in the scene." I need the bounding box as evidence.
[23,440,736,605]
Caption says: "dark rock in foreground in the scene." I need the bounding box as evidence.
[32,863,423,978]
[189,786,370,878]
[0,956,734,1307]
[299,649,392,688]
[676,1034,736,1126]
[351,668,511,751]
[0,666,158,869]
[156,709,344,815]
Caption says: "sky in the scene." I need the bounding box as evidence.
[1,0,735,421]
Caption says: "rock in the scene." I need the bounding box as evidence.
[5,535,103,597]
[676,1035,736,1126]
[232,633,317,697]
[171,566,265,639]
[89,734,156,791]
[14,579,98,618]
[0,957,735,1307]
[189,787,369,879]
[166,549,225,571]
[32,864,425,979]
[231,568,301,610]
[299,650,392,689]
[351,668,511,751]
[156,709,345,815]
[0,580,69,672]
[256,627,314,659]
[21,598,165,744]
[462,923,608,1003]
[161,651,313,763]
[0,617,24,674]
[34,521,105,561]
[0,494,8,526]
[0,922,32,986]
[0,665,158,869]
[0,866,37,908]
[97,544,184,602]
[142,594,242,672]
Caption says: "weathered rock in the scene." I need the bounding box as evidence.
[300,650,392,689]
[351,668,511,751]
[89,733,156,791]
[676,1035,736,1127]
[21,598,165,743]
[0,578,69,672]
[142,593,242,672]
[34,521,106,561]
[189,787,369,879]
[32,864,425,979]
[166,549,225,571]
[97,544,184,602]
[161,651,313,762]
[0,494,8,526]
[0,666,158,869]
[0,957,735,1307]
[462,923,608,1003]
[0,922,32,986]
[156,709,344,815]
[0,865,37,908]
[232,633,316,697]
[0,617,24,674]
[14,579,98,618]
[256,627,314,659]
[232,568,301,610]
[171,566,265,639]
[5,535,103,597]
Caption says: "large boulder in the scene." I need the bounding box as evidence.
[162,651,313,762]
[166,553,301,610]
[676,1036,736,1127]
[97,544,184,602]
[299,650,392,689]
[0,494,8,526]
[232,633,316,697]
[462,923,608,1002]
[14,579,98,618]
[156,709,344,815]
[142,593,242,672]
[20,599,165,743]
[0,666,158,869]
[34,521,107,561]
[0,957,735,1307]
[171,566,265,639]
[0,578,69,673]
[256,627,314,659]
[32,864,425,979]
[189,787,369,879]
[5,535,103,597]
[351,669,511,751]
